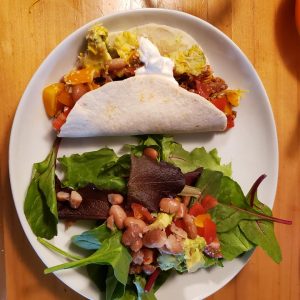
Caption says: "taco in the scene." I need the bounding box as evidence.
[44,23,242,136]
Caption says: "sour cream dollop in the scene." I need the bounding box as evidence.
[135,37,178,84]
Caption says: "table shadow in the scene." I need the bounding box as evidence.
[275,0,300,79]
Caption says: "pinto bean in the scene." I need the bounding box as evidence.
[107,58,127,70]
[142,248,154,265]
[175,203,187,219]
[182,196,191,207]
[129,264,142,275]
[109,205,127,229]
[165,234,184,254]
[56,191,70,201]
[143,229,167,249]
[122,224,143,252]
[107,193,124,205]
[132,250,144,265]
[183,214,198,239]
[142,264,156,275]
[170,222,187,239]
[106,215,115,231]
[143,148,159,160]
[70,191,83,209]
[159,198,180,214]
[71,84,89,102]
[124,217,147,231]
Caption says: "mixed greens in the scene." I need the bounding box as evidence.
[24,135,291,300]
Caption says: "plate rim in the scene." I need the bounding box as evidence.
[8,8,279,300]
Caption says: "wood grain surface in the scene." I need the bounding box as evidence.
[0,0,299,299]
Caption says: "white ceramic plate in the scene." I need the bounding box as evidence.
[9,8,278,300]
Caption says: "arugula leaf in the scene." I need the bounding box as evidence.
[24,139,60,239]
[45,231,132,286]
[72,223,112,250]
[58,149,130,192]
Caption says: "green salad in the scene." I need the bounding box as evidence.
[24,135,291,300]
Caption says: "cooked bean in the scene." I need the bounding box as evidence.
[106,215,115,231]
[108,58,127,70]
[165,234,184,254]
[175,203,186,219]
[109,205,127,229]
[70,191,83,209]
[182,196,191,207]
[170,222,187,239]
[56,191,70,201]
[142,264,156,275]
[159,198,180,214]
[183,214,198,239]
[107,193,124,205]
[132,250,144,265]
[122,224,143,252]
[143,229,167,249]
[143,147,159,160]
[142,248,154,265]
[71,84,89,102]
[129,264,142,275]
[124,217,147,231]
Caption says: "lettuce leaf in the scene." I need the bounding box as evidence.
[129,135,231,176]
[58,149,130,192]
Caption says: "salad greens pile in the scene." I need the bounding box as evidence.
[24,135,289,300]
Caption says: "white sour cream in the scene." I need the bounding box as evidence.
[135,37,178,84]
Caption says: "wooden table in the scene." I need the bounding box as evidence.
[1,1,299,299]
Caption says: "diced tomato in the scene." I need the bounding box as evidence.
[131,203,154,222]
[57,89,74,107]
[195,80,212,99]
[201,195,218,212]
[194,213,211,227]
[173,219,185,230]
[210,97,227,112]
[202,218,217,244]
[226,114,235,129]
[52,108,71,131]
[189,202,205,217]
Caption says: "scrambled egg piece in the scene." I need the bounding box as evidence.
[184,236,206,272]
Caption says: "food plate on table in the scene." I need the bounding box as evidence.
[9,9,280,300]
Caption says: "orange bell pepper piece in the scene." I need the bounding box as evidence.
[42,83,65,117]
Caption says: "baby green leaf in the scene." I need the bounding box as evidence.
[24,139,60,239]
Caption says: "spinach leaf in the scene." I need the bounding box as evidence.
[106,267,126,300]
[45,231,132,286]
[72,223,111,250]
[24,140,60,239]
[217,226,254,260]
[86,264,108,292]
[58,149,130,192]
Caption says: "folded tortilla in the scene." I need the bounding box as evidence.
[59,74,226,137]
[59,24,225,137]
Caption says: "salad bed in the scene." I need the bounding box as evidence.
[24,135,290,300]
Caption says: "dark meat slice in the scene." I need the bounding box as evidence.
[57,184,111,220]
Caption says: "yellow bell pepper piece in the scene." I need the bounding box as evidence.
[194,214,211,228]
[42,83,65,117]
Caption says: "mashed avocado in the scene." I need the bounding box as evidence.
[113,31,139,62]
[184,236,206,272]
[169,45,206,76]
[147,213,173,230]
[80,24,111,70]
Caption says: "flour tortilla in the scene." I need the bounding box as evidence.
[107,23,207,61]
[59,75,226,137]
